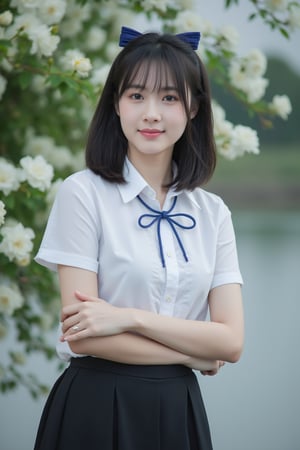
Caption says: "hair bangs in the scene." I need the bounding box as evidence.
[116,44,191,113]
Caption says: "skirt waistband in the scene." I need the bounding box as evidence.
[70,357,192,379]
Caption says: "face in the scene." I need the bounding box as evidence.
[116,64,190,163]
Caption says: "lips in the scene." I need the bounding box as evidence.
[138,129,164,138]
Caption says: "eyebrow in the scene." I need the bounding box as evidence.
[126,84,179,92]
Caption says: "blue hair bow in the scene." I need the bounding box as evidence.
[119,26,201,50]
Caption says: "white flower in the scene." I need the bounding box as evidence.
[11,351,27,365]
[212,102,235,157]
[0,10,13,26]
[212,101,226,124]
[10,0,39,10]
[0,222,35,265]
[90,64,111,86]
[60,0,91,37]
[0,281,24,315]
[264,0,289,12]
[173,10,204,32]
[214,120,235,157]
[24,133,73,169]
[31,74,48,93]
[105,42,120,62]
[39,311,55,330]
[59,18,82,37]
[229,56,269,103]
[46,146,74,169]
[24,133,56,157]
[60,49,84,70]
[70,151,85,171]
[60,49,92,77]
[20,155,54,191]
[245,77,269,103]
[46,178,62,205]
[73,56,92,78]
[5,12,40,39]
[0,200,6,227]
[1,43,17,72]
[212,102,259,159]
[85,27,106,51]
[27,24,60,56]
[244,49,267,77]
[288,4,300,30]
[176,0,193,8]
[0,158,24,195]
[270,95,292,119]
[0,74,7,101]
[37,0,66,25]
[140,0,172,13]
[218,25,239,51]
[64,0,91,22]
[231,125,260,158]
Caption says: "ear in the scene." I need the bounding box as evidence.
[190,104,199,120]
[114,94,120,116]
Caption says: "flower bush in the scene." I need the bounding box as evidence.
[0,0,298,397]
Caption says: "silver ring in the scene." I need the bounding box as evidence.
[72,325,80,331]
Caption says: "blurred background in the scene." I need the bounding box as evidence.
[1,1,299,449]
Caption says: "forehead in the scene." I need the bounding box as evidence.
[121,60,177,91]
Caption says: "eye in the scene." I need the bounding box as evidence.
[130,93,143,100]
[163,94,178,102]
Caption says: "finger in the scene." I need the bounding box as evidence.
[74,290,99,302]
[61,314,81,333]
[62,327,88,342]
[61,302,82,320]
[207,370,218,376]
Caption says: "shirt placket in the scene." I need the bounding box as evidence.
[158,212,179,316]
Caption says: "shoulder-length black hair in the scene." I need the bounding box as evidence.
[85,31,216,190]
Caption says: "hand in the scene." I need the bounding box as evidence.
[60,290,133,342]
[201,360,226,376]
[185,357,219,372]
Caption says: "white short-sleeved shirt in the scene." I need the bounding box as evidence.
[35,159,243,360]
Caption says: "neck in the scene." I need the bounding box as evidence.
[128,152,173,206]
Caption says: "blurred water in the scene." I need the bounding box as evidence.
[1,210,300,450]
[201,210,300,450]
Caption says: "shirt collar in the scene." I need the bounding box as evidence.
[117,158,153,203]
[117,157,202,210]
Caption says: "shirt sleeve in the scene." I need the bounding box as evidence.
[35,173,100,273]
[210,203,243,289]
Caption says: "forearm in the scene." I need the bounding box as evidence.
[129,285,244,364]
[132,312,240,363]
[61,284,243,366]
[69,332,217,370]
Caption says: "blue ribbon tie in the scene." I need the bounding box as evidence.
[137,195,196,268]
[119,26,201,50]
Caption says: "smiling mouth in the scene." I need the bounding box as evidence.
[138,129,165,138]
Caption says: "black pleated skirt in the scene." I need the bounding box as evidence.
[34,357,213,450]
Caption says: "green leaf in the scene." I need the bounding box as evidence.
[17,71,32,89]
[0,39,11,54]
[279,28,290,39]
[248,13,257,21]
[46,74,61,87]
[259,8,268,18]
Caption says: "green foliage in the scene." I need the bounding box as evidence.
[0,0,298,398]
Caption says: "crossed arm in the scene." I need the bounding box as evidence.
[58,265,244,373]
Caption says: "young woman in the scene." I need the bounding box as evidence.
[34,26,244,450]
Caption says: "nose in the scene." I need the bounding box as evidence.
[142,99,161,122]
